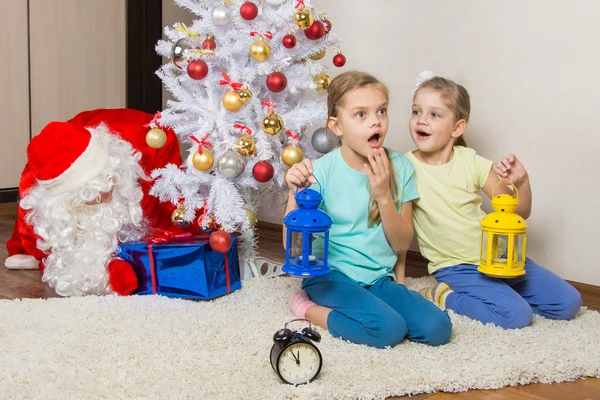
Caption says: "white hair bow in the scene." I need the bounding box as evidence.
[412,70,436,96]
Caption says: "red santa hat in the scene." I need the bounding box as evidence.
[27,121,109,195]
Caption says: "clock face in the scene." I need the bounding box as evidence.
[277,341,322,385]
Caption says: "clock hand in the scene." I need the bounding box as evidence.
[290,350,300,364]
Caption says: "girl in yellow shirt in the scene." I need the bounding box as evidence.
[407,72,581,329]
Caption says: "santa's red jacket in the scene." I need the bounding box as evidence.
[6,108,183,267]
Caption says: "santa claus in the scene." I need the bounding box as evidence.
[4,108,183,297]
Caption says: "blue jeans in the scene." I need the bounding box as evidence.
[434,258,582,329]
[302,270,452,348]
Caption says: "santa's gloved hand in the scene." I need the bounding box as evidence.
[107,259,138,296]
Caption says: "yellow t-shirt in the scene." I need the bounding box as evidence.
[405,146,494,274]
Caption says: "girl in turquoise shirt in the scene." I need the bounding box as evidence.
[283,71,452,348]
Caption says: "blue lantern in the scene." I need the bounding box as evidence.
[283,183,332,278]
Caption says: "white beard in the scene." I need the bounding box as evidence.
[20,126,148,296]
[40,200,141,296]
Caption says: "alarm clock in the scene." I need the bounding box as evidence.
[270,319,322,385]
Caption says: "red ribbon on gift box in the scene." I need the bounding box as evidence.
[144,230,192,295]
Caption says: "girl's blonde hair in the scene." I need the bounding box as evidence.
[327,71,399,227]
[414,76,470,147]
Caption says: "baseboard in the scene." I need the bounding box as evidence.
[0,189,18,203]
[256,221,283,232]
[567,281,600,310]
[256,221,600,310]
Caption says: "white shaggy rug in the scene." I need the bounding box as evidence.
[1,276,599,400]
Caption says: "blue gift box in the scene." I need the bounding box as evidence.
[117,235,241,300]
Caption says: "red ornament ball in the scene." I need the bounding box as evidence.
[240,1,258,20]
[202,38,216,51]
[282,34,297,49]
[210,230,233,253]
[322,19,332,33]
[304,20,325,40]
[266,72,287,92]
[252,160,274,182]
[333,53,346,68]
[187,59,209,80]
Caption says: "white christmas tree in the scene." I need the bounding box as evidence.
[150,0,345,271]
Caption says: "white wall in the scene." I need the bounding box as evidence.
[258,0,600,285]
[162,0,194,110]
[29,0,126,137]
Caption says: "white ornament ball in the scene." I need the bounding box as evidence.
[212,5,232,26]
[217,150,245,178]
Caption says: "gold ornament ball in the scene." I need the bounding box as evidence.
[261,112,284,136]
[250,37,271,62]
[293,8,314,29]
[314,71,331,94]
[237,134,256,156]
[171,204,186,224]
[308,48,326,60]
[222,90,243,112]
[192,149,214,171]
[239,87,253,103]
[245,208,257,227]
[282,145,304,167]
[198,213,215,231]
[146,127,167,149]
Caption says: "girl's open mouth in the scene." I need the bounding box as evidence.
[416,130,431,139]
[368,133,381,147]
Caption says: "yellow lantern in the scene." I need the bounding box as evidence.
[478,180,528,278]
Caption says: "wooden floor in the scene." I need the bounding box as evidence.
[1,202,598,399]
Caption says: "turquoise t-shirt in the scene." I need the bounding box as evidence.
[311,148,419,286]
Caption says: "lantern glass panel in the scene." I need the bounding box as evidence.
[289,231,305,258]
[492,234,509,263]
[512,234,524,264]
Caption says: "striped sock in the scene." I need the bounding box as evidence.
[419,282,453,309]
[289,289,316,319]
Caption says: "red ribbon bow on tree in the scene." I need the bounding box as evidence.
[191,134,213,154]
[286,130,300,142]
[250,31,273,40]
[261,98,277,112]
[295,0,305,9]
[233,123,253,135]
[219,72,244,91]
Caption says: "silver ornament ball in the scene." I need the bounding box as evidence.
[212,5,232,26]
[311,127,339,154]
[217,150,245,178]
[171,37,198,69]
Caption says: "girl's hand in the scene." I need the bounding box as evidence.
[494,153,529,187]
[285,158,317,194]
[365,148,392,202]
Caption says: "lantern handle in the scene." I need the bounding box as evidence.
[492,178,518,202]
[295,174,323,195]
[312,174,322,195]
